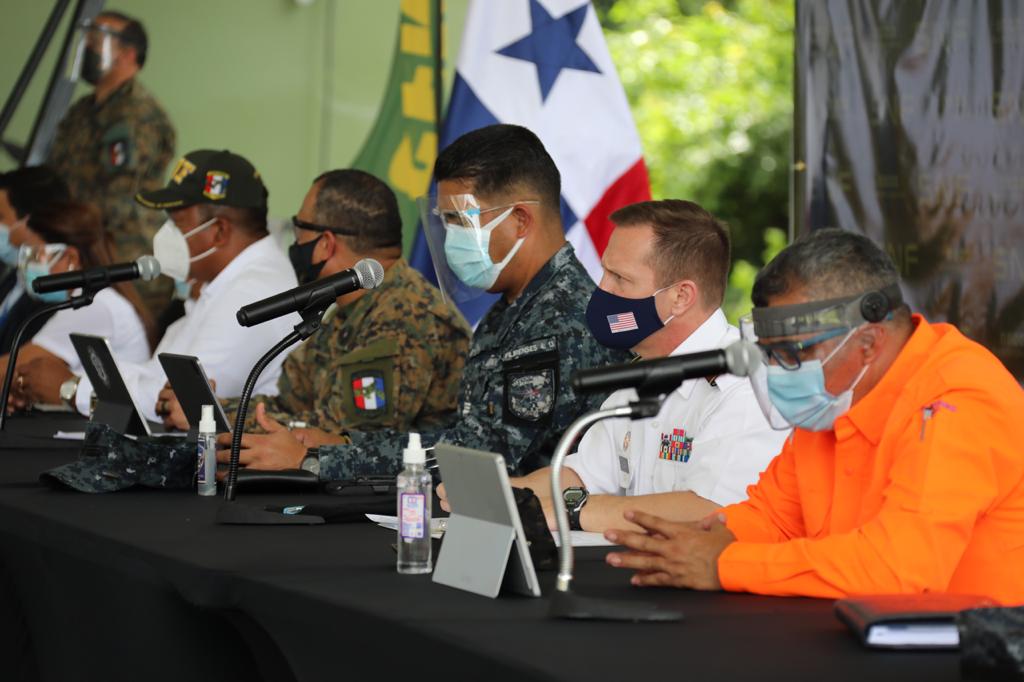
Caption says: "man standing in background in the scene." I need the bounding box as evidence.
[47,10,176,318]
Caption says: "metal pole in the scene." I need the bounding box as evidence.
[0,0,72,146]
[549,404,638,592]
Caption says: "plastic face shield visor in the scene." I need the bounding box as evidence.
[69,21,121,82]
[739,283,903,428]
[17,243,67,288]
[416,191,538,304]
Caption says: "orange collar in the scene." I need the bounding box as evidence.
[838,315,937,444]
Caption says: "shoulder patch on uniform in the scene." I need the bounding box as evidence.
[351,372,387,412]
[100,122,133,171]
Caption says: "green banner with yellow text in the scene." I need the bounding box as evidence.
[351,0,441,257]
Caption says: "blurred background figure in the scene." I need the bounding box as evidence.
[1,200,153,410]
[0,166,72,352]
[46,10,176,320]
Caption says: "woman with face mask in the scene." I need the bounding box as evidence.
[0,201,154,411]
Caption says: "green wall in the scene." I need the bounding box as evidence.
[0,0,467,226]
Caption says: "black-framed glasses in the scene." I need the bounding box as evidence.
[291,216,359,236]
[757,327,849,370]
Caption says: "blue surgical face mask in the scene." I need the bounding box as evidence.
[764,329,869,431]
[585,284,677,350]
[172,278,194,301]
[443,206,521,290]
[0,223,21,266]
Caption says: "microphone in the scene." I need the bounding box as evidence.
[572,339,762,396]
[236,258,384,327]
[31,255,161,294]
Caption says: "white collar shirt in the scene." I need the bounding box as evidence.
[563,308,790,505]
[74,235,299,419]
[32,287,149,373]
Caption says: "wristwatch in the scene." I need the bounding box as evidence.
[59,375,81,409]
[300,447,321,477]
[563,486,589,531]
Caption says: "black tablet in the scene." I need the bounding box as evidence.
[157,353,232,434]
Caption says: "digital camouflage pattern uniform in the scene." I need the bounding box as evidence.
[227,259,471,435]
[317,243,632,480]
[42,422,194,493]
[47,78,176,313]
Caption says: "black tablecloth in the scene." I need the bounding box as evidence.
[0,415,960,682]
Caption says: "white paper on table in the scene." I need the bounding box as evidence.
[866,623,960,648]
[54,431,87,440]
[366,514,446,538]
[552,531,614,548]
[365,514,615,548]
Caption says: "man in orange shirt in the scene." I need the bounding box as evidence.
[605,228,1024,605]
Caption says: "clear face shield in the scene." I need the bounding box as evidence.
[18,243,68,301]
[69,21,118,84]
[741,283,903,430]
[416,190,538,305]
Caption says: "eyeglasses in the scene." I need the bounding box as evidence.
[757,327,849,370]
[431,201,539,228]
[291,216,359,237]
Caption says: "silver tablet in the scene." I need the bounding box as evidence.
[432,443,541,599]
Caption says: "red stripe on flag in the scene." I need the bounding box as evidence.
[583,159,652,255]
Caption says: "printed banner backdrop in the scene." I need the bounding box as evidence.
[410,0,651,325]
[351,0,441,250]
[795,0,1024,377]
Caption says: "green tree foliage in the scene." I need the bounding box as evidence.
[595,0,793,320]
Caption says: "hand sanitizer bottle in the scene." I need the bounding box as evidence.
[196,404,217,497]
[397,432,432,574]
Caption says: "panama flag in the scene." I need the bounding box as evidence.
[410,0,651,324]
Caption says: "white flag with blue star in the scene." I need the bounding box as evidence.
[411,0,651,324]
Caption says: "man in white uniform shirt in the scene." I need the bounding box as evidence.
[71,149,298,421]
[501,200,789,532]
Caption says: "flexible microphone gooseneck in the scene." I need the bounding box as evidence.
[0,294,95,431]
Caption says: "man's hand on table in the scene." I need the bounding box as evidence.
[215,402,306,474]
[604,510,735,590]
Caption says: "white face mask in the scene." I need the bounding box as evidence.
[152,217,217,281]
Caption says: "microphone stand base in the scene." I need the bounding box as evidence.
[548,589,683,622]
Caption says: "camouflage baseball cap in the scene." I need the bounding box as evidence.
[41,422,195,493]
[136,149,268,210]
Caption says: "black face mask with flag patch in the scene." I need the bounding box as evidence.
[288,234,327,285]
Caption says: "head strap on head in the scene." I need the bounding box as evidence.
[751,282,903,339]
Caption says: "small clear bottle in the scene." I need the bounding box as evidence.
[196,404,217,496]
[397,432,432,574]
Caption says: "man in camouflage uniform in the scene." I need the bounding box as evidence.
[47,11,175,316]
[225,124,630,479]
[156,170,469,466]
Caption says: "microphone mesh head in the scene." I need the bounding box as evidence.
[354,258,385,289]
[723,339,762,377]
[136,255,161,281]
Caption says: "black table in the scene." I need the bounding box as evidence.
[0,415,960,682]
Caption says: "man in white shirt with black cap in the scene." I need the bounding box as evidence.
[71,149,298,421]
[498,200,789,532]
